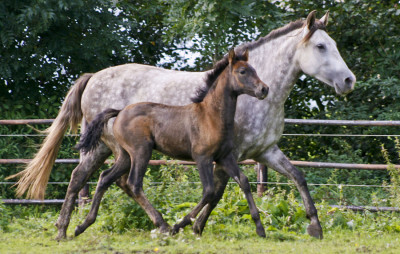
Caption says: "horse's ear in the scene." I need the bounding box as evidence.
[306,10,316,29]
[228,48,236,64]
[243,48,249,62]
[320,11,329,26]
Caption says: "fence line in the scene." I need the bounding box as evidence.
[2,133,400,138]
[2,198,398,212]
[0,181,391,189]
[3,118,400,126]
[2,118,400,208]
[1,158,399,170]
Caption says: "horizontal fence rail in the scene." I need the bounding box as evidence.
[1,158,400,171]
[2,198,399,213]
[3,118,400,126]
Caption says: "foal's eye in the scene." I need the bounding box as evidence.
[316,44,326,51]
[239,69,246,75]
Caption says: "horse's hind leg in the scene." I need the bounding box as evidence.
[192,165,230,235]
[55,142,111,240]
[74,152,131,237]
[126,146,171,233]
[171,158,215,234]
[218,153,266,238]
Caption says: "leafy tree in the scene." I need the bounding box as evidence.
[160,0,284,70]
[1,0,400,204]
[0,0,173,115]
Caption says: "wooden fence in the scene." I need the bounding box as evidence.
[2,118,400,211]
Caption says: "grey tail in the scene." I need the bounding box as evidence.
[76,108,121,153]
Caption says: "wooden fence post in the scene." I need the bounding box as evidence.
[256,163,268,197]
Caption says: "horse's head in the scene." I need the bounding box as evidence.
[229,48,269,100]
[295,11,356,95]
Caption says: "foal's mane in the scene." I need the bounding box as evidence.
[191,52,247,103]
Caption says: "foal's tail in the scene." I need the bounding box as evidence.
[76,108,121,154]
[7,73,93,200]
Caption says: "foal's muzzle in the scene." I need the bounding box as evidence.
[255,82,269,100]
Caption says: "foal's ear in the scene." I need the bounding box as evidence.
[228,48,236,64]
[243,48,249,62]
[306,10,316,30]
[320,11,329,26]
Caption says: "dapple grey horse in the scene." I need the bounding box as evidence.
[11,11,355,240]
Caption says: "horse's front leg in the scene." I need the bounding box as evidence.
[259,145,323,239]
[171,157,215,235]
[55,142,111,240]
[217,153,266,238]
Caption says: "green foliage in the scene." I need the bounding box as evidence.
[161,0,283,69]
[381,138,400,208]
[0,200,12,231]
[1,0,400,228]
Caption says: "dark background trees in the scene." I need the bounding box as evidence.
[1,0,399,202]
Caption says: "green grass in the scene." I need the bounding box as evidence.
[2,181,400,254]
[1,221,399,254]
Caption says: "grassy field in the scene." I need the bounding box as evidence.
[2,183,400,253]
[1,215,400,254]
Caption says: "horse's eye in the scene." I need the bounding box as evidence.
[239,70,246,75]
[317,44,326,51]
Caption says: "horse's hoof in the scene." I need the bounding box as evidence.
[74,225,85,237]
[55,232,67,241]
[307,222,323,239]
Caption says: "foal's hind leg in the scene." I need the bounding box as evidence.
[171,158,215,234]
[74,152,131,237]
[126,146,171,233]
[55,142,111,240]
[218,153,266,237]
[192,165,230,235]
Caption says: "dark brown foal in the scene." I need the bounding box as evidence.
[75,49,269,237]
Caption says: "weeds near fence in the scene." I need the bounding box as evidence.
[381,138,400,208]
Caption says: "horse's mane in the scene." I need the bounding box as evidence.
[191,52,247,103]
[190,17,326,103]
[237,18,326,52]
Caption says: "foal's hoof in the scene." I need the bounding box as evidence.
[170,224,181,235]
[192,224,203,236]
[307,222,323,239]
[256,226,266,238]
[160,223,171,234]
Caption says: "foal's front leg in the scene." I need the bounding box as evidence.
[171,158,215,234]
[217,153,266,237]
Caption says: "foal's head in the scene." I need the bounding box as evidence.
[191,49,268,103]
[228,49,269,100]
